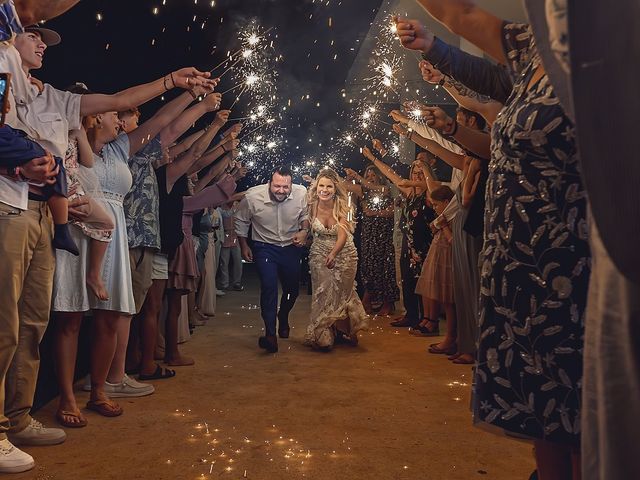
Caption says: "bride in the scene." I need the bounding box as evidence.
[303,169,369,350]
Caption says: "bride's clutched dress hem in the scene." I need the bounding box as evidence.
[304,218,369,350]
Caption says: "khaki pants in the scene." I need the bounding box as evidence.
[0,200,54,438]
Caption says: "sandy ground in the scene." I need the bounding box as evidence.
[17,270,535,480]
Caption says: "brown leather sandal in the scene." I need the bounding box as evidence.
[86,399,123,417]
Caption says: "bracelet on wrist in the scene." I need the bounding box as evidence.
[163,75,170,91]
[169,72,176,89]
[188,90,198,100]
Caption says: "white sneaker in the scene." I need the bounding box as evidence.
[0,439,34,474]
[104,374,155,398]
[216,289,226,296]
[81,374,91,392]
[7,418,66,447]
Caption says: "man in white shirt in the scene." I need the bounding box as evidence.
[235,165,310,353]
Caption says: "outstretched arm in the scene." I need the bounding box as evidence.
[418,61,503,126]
[80,68,215,117]
[394,122,466,171]
[398,1,506,65]
[192,153,233,195]
[15,0,80,24]
[168,129,205,160]
[408,107,491,160]
[160,96,224,147]
[183,173,237,213]
[127,90,197,157]
[362,146,415,197]
[187,135,238,177]
[166,122,229,190]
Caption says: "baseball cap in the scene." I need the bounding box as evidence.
[24,26,61,46]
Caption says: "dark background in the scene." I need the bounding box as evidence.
[39,0,390,182]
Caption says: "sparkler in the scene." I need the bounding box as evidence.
[222,74,260,96]
[238,119,276,142]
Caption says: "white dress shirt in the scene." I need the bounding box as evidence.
[235,183,309,247]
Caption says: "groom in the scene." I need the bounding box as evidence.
[235,165,309,353]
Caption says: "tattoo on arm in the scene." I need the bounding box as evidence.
[444,76,492,104]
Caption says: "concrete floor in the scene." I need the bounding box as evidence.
[19,270,535,480]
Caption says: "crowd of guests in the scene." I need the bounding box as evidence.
[0,1,247,473]
[317,2,636,480]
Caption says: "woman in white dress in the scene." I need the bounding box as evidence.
[304,169,369,350]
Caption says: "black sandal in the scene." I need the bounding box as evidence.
[409,318,440,337]
[138,364,176,381]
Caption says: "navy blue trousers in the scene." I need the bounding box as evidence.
[253,242,303,336]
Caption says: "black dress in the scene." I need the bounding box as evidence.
[156,166,189,261]
[359,187,399,306]
[399,192,435,323]
[474,23,590,446]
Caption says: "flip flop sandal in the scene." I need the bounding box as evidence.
[138,364,176,381]
[428,344,457,355]
[56,410,88,428]
[409,324,440,337]
[86,399,123,417]
[452,355,475,365]
[452,357,475,365]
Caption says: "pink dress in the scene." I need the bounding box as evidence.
[415,226,454,304]
[168,175,236,292]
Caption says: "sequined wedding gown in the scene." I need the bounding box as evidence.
[304,218,369,349]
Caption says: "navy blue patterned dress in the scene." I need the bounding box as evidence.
[473,23,590,446]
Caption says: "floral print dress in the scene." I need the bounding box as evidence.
[473,23,590,446]
[359,187,400,305]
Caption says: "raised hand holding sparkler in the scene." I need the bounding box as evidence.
[419,60,445,85]
[343,168,359,181]
[213,109,231,126]
[230,163,249,181]
[393,17,436,54]
[190,82,217,99]
[170,67,217,90]
[418,106,455,133]
[200,92,223,112]
[389,109,410,125]
[361,146,378,163]
[222,122,243,139]
[372,138,388,157]
[392,122,411,138]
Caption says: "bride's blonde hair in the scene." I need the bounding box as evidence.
[308,168,354,233]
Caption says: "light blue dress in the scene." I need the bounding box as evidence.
[89,133,136,314]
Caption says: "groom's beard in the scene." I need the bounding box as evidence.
[270,191,290,203]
